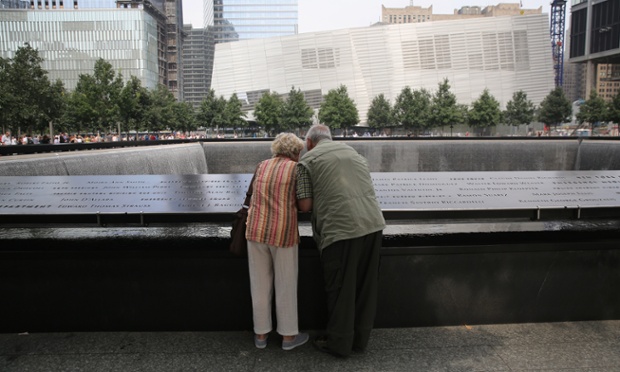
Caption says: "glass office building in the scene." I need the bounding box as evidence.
[182,24,215,107]
[0,9,161,90]
[213,0,297,44]
[0,0,29,9]
[181,0,296,106]
[8,0,166,12]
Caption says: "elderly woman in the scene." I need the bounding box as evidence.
[245,133,309,350]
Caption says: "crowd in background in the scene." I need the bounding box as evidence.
[0,131,211,145]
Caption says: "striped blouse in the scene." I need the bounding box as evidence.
[245,156,300,248]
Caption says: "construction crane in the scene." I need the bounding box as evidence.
[550,0,567,87]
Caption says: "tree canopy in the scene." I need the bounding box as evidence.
[537,87,572,128]
[318,85,359,130]
[577,89,608,127]
[393,87,432,135]
[224,93,247,130]
[71,58,124,134]
[144,84,177,133]
[366,93,394,129]
[608,90,620,126]
[467,89,502,136]
[254,91,284,135]
[281,86,314,131]
[0,43,65,135]
[118,75,150,138]
[430,79,464,130]
[504,90,535,127]
[198,89,228,131]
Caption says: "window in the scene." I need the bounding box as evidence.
[590,0,620,54]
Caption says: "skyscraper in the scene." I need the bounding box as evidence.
[569,0,620,98]
[182,0,297,106]
[183,24,214,107]
[0,9,162,90]
[203,0,212,27]
[0,0,184,98]
[0,0,29,8]
[164,0,184,100]
[212,0,297,44]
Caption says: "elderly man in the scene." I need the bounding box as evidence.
[296,124,385,357]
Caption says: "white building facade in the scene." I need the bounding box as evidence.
[212,14,555,125]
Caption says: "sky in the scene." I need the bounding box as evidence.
[181,0,552,32]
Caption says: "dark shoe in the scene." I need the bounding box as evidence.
[282,332,309,351]
[312,335,346,358]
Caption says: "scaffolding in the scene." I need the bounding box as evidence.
[550,0,567,87]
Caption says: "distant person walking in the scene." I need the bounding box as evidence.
[297,124,385,357]
[245,133,309,351]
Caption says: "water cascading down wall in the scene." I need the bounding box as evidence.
[0,138,619,332]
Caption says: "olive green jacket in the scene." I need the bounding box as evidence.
[298,140,385,252]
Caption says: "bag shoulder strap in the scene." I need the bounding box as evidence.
[243,164,260,207]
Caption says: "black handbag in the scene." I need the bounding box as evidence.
[229,172,256,257]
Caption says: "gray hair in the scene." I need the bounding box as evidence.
[271,132,305,159]
[305,124,332,145]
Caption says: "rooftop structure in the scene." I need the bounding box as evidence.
[381,3,543,24]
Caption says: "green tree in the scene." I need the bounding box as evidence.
[608,90,620,126]
[393,87,432,135]
[430,78,464,133]
[198,89,227,132]
[63,90,94,135]
[318,85,359,131]
[254,91,284,135]
[197,89,217,127]
[504,90,535,128]
[36,79,66,136]
[212,96,228,131]
[367,93,394,130]
[393,87,414,131]
[49,92,72,135]
[0,56,9,131]
[577,89,608,129]
[224,93,247,130]
[537,87,571,133]
[173,101,198,134]
[92,59,124,133]
[72,58,124,134]
[281,86,314,132]
[145,84,177,134]
[119,75,150,139]
[2,43,55,135]
[467,89,502,136]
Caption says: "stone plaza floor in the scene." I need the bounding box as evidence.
[2,320,620,371]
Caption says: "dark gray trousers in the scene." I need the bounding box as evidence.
[320,230,382,356]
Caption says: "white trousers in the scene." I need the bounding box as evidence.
[247,240,299,336]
